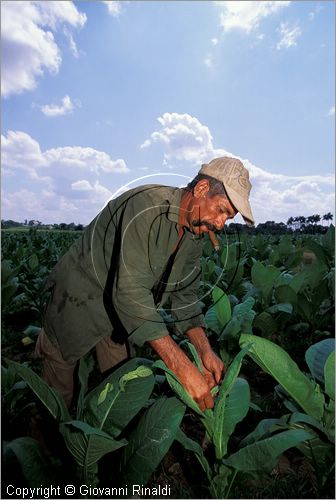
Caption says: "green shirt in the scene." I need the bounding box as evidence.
[44,184,206,362]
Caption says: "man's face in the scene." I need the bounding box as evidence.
[187,180,237,235]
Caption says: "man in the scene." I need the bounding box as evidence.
[35,156,254,410]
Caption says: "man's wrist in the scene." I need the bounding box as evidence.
[186,327,212,356]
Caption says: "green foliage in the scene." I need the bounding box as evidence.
[223,429,313,472]
[5,358,156,487]
[121,397,186,486]
[239,335,325,420]
[3,437,62,486]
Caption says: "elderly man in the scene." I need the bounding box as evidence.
[35,156,254,410]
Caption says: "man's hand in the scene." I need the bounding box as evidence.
[186,327,225,388]
[149,336,214,411]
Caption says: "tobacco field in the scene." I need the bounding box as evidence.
[1,226,335,499]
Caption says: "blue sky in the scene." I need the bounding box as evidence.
[2,0,335,224]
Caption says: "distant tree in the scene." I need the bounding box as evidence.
[312,214,321,225]
[323,212,333,226]
[297,216,306,230]
[75,224,84,231]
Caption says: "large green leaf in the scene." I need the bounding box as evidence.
[224,429,313,472]
[4,359,70,422]
[204,306,222,334]
[278,236,294,257]
[239,418,283,448]
[303,240,329,267]
[60,420,127,482]
[253,311,277,338]
[121,397,186,486]
[3,437,60,487]
[221,243,237,269]
[210,465,233,499]
[213,286,231,328]
[84,359,155,437]
[266,303,293,314]
[175,428,212,482]
[239,335,325,420]
[324,351,335,401]
[274,284,297,305]
[213,347,251,459]
[251,262,281,303]
[220,298,256,341]
[305,339,335,384]
[77,354,95,420]
[214,378,250,459]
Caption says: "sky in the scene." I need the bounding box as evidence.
[1,0,335,225]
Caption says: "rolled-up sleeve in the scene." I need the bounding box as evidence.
[112,193,170,347]
[170,240,206,336]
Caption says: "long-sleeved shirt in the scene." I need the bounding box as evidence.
[43,184,206,362]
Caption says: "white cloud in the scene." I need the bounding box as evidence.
[41,95,76,117]
[2,130,129,175]
[204,56,214,69]
[63,27,81,58]
[211,37,219,46]
[1,130,129,223]
[1,1,86,97]
[140,113,217,163]
[71,180,93,191]
[103,1,122,17]
[327,106,335,116]
[141,112,334,224]
[214,1,290,34]
[276,22,302,50]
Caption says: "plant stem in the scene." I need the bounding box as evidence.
[225,469,238,499]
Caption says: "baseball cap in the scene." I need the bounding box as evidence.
[199,156,255,226]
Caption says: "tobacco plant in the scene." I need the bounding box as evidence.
[154,342,313,498]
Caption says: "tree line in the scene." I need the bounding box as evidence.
[1,212,333,235]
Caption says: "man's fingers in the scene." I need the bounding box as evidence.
[204,393,214,410]
[203,370,216,389]
[196,391,214,412]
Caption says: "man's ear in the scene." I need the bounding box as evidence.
[193,179,210,199]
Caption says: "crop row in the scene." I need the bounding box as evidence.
[1,226,335,498]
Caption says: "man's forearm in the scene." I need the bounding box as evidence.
[148,334,215,411]
[148,335,194,376]
[185,326,212,355]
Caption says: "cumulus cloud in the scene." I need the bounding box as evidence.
[103,1,122,17]
[1,130,129,222]
[41,95,77,117]
[276,22,302,50]
[140,112,334,224]
[214,1,290,34]
[1,1,86,97]
[140,113,217,163]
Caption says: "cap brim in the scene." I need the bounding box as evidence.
[225,185,255,227]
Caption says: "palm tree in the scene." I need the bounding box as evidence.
[287,216,294,227]
[323,212,333,226]
[312,214,321,225]
[298,216,306,229]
